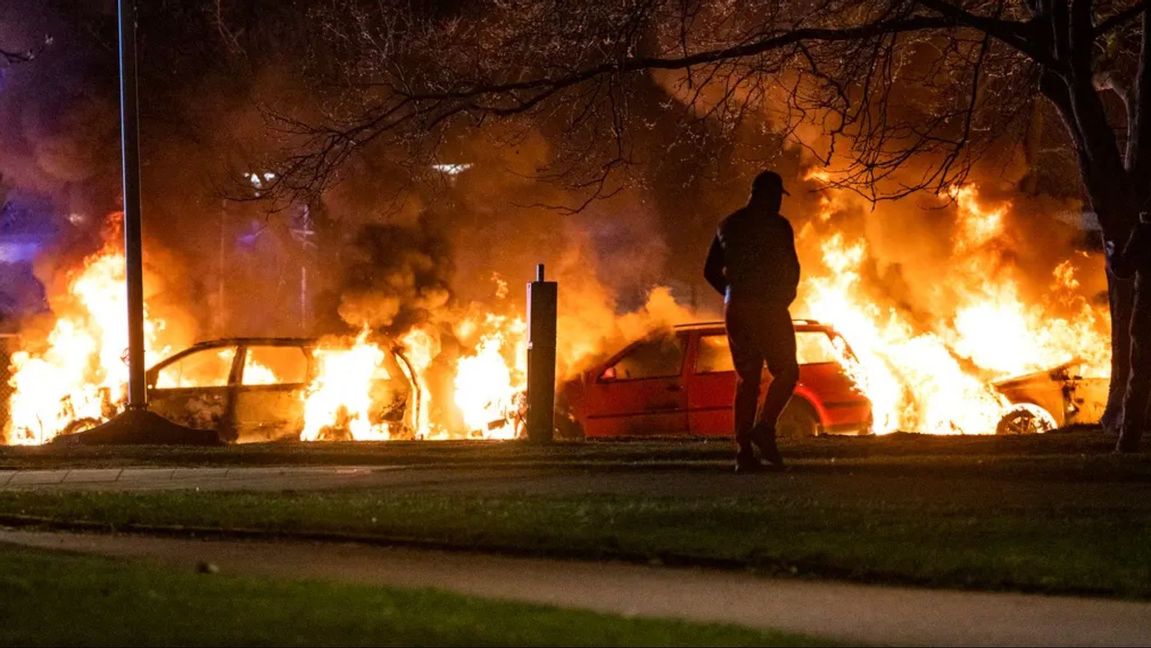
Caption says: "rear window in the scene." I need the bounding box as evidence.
[694,330,841,373]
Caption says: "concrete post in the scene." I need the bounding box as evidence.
[526,264,557,443]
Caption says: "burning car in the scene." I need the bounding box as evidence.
[560,320,872,439]
[64,337,420,443]
[992,361,1108,434]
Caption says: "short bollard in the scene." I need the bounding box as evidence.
[526,263,557,443]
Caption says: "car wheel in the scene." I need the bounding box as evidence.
[553,410,585,441]
[776,400,820,439]
[996,404,1057,435]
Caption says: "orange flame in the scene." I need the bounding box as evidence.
[798,185,1109,434]
[4,215,179,444]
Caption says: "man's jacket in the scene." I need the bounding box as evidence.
[704,207,800,305]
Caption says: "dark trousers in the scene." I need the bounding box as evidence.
[724,300,799,450]
[1120,272,1151,448]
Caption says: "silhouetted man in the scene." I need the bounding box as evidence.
[1113,211,1151,453]
[704,171,800,472]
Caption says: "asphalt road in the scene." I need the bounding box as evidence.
[4,528,1149,647]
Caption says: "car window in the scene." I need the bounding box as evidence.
[694,331,841,373]
[242,345,308,385]
[155,347,236,389]
[608,336,684,380]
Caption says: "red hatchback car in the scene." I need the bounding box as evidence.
[561,320,872,439]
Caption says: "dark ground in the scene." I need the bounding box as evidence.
[1,428,1144,473]
[1,429,1148,598]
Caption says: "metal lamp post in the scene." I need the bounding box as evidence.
[118,0,147,409]
[66,0,217,444]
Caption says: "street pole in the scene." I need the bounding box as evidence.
[66,0,220,445]
[118,0,147,409]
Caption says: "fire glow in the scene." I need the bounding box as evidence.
[2,184,1112,444]
[4,216,176,445]
[798,184,1109,434]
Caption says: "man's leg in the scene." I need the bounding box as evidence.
[725,302,764,467]
[751,307,798,466]
[1118,274,1151,452]
[758,307,799,428]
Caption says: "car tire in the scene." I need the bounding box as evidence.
[554,410,585,441]
[995,403,1057,435]
[776,399,820,439]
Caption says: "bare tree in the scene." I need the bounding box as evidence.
[1,34,47,66]
[262,0,1151,436]
[1,48,33,66]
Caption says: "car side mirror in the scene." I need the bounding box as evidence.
[599,366,617,382]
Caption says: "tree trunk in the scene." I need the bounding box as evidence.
[1102,258,1135,433]
[1079,182,1138,434]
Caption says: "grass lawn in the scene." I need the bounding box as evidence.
[0,545,822,647]
[1,431,1149,598]
[1,428,1147,472]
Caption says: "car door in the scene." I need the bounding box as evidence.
[230,343,310,443]
[148,344,239,431]
[685,331,740,436]
[581,333,688,437]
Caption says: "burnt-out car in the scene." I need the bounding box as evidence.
[560,320,873,439]
[992,360,1108,434]
[146,337,418,443]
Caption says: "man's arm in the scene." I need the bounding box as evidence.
[783,219,800,291]
[704,233,727,296]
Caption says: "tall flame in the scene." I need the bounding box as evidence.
[300,329,393,441]
[452,313,527,439]
[4,215,177,445]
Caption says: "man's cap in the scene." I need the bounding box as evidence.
[752,170,790,196]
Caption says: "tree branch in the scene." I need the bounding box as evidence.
[1069,0,1095,76]
[398,15,981,106]
[914,0,1047,62]
[1128,7,1151,186]
[1095,0,1151,37]
[0,47,33,65]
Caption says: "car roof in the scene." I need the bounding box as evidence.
[182,336,406,354]
[673,319,834,333]
[185,337,317,349]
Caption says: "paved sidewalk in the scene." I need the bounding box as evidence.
[3,528,1149,647]
[0,465,400,491]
